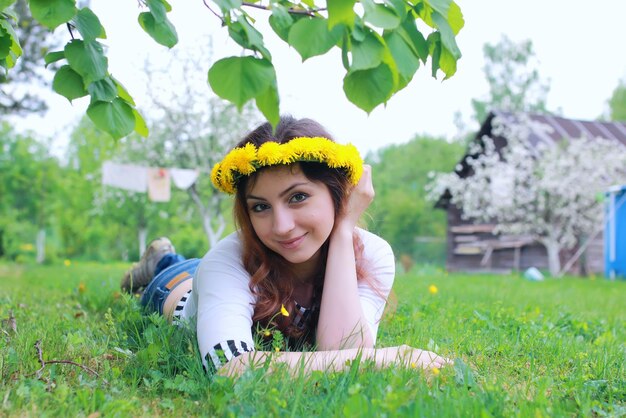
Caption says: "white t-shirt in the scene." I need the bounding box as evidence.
[181,228,395,372]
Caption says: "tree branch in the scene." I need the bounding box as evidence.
[29,339,109,385]
[202,0,225,24]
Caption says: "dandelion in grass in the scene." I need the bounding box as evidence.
[428,284,438,295]
[432,367,440,376]
[64,259,71,267]
[410,362,417,369]
[263,329,271,337]
[280,304,289,317]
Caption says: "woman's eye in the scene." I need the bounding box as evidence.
[289,193,308,204]
[251,203,269,213]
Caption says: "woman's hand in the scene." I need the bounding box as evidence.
[336,164,375,232]
[394,345,451,369]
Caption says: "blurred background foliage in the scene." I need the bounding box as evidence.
[2,33,626,268]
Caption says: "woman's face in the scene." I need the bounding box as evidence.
[245,164,336,274]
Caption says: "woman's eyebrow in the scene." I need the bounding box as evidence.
[246,182,309,201]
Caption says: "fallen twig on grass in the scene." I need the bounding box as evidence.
[29,340,109,385]
[1,310,16,335]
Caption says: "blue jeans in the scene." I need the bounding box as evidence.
[140,254,200,315]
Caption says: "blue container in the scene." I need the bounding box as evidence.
[605,185,626,279]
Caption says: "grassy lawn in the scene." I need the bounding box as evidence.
[0,262,624,417]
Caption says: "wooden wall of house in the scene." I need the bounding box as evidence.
[444,205,604,275]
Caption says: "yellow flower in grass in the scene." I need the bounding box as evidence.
[64,259,72,267]
[432,367,440,376]
[280,304,290,317]
[428,284,438,295]
[78,282,86,294]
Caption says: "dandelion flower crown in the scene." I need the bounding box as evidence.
[211,137,364,194]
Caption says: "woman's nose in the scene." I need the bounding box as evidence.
[272,208,295,235]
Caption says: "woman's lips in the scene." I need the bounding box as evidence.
[278,234,306,249]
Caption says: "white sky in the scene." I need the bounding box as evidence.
[18,0,626,157]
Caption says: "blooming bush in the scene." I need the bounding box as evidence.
[427,115,626,276]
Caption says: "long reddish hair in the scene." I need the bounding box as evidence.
[231,116,375,341]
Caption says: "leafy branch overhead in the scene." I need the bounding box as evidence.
[0,0,463,139]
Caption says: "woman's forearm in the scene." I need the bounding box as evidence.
[219,346,449,377]
[315,226,373,349]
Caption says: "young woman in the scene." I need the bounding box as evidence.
[121,116,449,376]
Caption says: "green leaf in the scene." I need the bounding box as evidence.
[146,0,169,23]
[255,84,279,127]
[0,26,10,58]
[138,11,178,48]
[327,0,355,29]
[133,108,149,137]
[0,1,17,11]
[427,32,441,77]
[341,33,350,70]
[351,19,366,42]
[438,45,456,79]
[112,76,135,106]
[64,39,107,85]
[212,0,242,12]
[288,18,343,61]
[384,29,419,89]
[351,30,385,71]
[87,76,117,102]
[431,11,461,59]
[361,0,401,30]
[424,0,451,18]
[268,7,294,42]
[44,50,65,66]
[343,63,394,113]
[52,65,87,101]
[86,98,136,140]
[448,1,464,35]
[73,8,106,42]
[28,0,76,30]
[208,56,276,109]
[228,17,271,60]
[0,17,21,62]
[397,16,428,62]
[384,0,407,16]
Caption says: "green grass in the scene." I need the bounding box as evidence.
[0,262,624,417]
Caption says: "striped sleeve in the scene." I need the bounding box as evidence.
[204,340,255,373]
[193,233,257,373]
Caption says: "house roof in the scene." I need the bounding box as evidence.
[491,110,626,147]
[435,110,626,208]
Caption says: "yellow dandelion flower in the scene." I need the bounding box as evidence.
[428,284,438,294]
[280,304,290,317]
[210,163,221,188]
[263,330,271,337]
[432,367,440,376]
[275,346,280,352]
[410,362,417,369]
[64,259,71,267]
[231,143,257,175]
[211,137,364,194]
[258,142,283,165]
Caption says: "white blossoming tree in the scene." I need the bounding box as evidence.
[427,115,626,276]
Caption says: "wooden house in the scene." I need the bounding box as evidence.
[435,110,626,274]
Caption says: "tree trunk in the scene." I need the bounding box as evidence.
[138,227,148,257]
[188,185,225,249]
[544,240,561,277]
[36,228,45,264]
